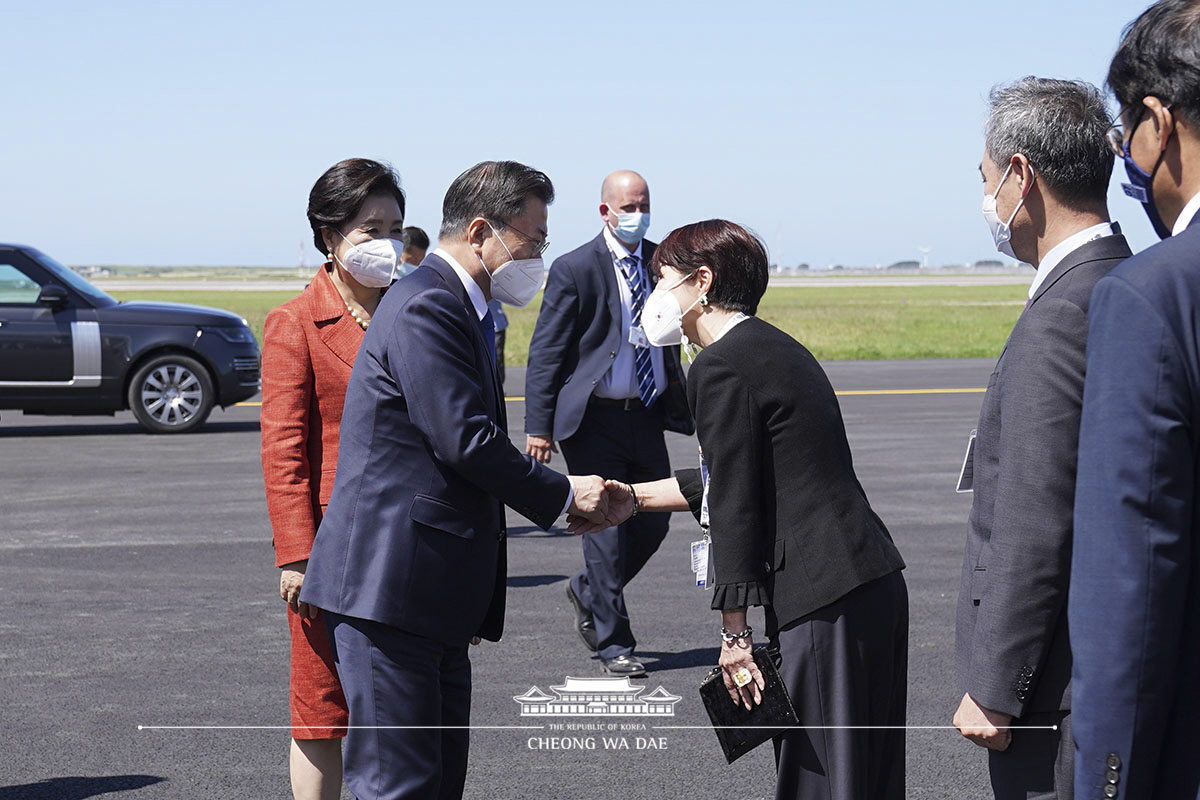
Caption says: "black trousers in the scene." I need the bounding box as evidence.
[559,401,672,660]
[327,613,471,800]
[772,570,909,800]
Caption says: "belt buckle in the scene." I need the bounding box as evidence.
[623,397,633,411]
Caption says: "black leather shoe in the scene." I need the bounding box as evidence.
[601,654,646,677]
[565,583,598,651]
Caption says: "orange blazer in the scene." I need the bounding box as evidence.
[261,265,366,568]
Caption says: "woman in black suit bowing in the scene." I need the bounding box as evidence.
[575,219,908,799]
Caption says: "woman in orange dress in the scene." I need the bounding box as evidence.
[261,158,407,800]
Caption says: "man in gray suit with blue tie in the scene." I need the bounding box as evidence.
[525,170,693,677]
[301,161,608,800]
[1072,3,1200,797]
[953,77,1132,800]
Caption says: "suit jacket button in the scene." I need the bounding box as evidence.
[764,562,772,573]
[609,351,616,358]
[1103,784,1118,798]
[1106,754,1121,770]
[1105,770,1120,784]
[592,379,598,386]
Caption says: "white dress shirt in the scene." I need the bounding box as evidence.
[1027,222,1116,299]
[593,227,668,401]
[1172,190,1200,236]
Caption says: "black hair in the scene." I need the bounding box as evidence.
[439,161,554,238]
[650,219,770,315]
[1109,0,1200,125]
[307,158,406,256]
[402,226,430,251]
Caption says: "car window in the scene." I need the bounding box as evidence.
[0,263,43,304]
[27,249,117,307]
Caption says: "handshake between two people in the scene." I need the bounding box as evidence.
[564,477,638,533]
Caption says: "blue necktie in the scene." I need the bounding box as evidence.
[479,307,497,366]
[619,255,657,408]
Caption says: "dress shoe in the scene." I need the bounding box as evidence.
[565,583,598,651]
[601,654,646,677]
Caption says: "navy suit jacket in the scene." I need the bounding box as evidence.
[300,254,570,646]
[524,232,694,441]
[1071,216,1200,798]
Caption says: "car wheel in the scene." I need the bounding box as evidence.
[127,354,215,434]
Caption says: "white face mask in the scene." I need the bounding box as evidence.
[981,164,1028,260]
[334,232,404,288]
[610,210,650,244]
[479,222,545,307]
[642,274,703,347]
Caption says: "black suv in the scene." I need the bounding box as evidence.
[0,244,260,433]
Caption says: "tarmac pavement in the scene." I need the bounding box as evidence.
[0,359,995,800]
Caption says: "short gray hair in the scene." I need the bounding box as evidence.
[985,77,1114,206]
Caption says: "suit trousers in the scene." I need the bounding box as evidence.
[771,570,908,800]
[559,401,671,660]
[326,613,472,800]
[988,709,1072,800]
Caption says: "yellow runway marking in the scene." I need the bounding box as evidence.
[237,388,986,407]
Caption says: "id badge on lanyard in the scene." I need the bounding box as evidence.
[691,446,713,588]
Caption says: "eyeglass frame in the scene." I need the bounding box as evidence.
[1106,102,1174,158]
[492,219,549,257]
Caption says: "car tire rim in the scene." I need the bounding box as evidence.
[140,364,204,426]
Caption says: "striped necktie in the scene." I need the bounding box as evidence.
[619,255,657,408]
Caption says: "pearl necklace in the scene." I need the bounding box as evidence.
[345,303,369,330]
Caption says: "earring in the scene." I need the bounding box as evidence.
[699,294,708,306]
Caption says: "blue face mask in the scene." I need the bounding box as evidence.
[1121,138,1173,240]
[610,210,650,244]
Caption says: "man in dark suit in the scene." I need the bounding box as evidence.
[1072,4,1200,797]
[525,169,693,677]
[952,77,1132,800]
[300,161,607,800]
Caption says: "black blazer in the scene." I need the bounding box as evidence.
[956,233,1132,719]
[676,316,904,635]
[524,232,693,441]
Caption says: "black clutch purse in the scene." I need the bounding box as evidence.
[698,646,799,763]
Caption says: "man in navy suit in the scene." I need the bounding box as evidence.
[525,170,693,677]
[301,161,608,800]
[1071,2,1200,797]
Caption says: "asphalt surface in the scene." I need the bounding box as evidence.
[0,359,995,800]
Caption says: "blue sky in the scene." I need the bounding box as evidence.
[4,0,1155,268]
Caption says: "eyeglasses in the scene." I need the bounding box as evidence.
[1106,104,1169,158]
[496,220,549,257]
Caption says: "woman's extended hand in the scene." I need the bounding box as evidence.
[280,560,318,619]
[567,480,637,534]
[719,636,766,710]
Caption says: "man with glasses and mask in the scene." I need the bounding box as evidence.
[300,161,609,800]
[952,77,1131,800]
[525,169,693,677]
[1071,2,1200,797]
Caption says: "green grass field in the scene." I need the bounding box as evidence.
[110,284,1025,363]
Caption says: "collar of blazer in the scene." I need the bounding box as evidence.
[1029,232,1133,307]
[308,263,367,369]
[421,253,506,422]
[591,231,658,325]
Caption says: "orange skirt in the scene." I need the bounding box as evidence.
[288,607,348,739]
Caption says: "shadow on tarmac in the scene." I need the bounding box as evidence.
[637,647,721,673]
[0,420,260,438]
[507,573,569,588]
[0,775,165,799]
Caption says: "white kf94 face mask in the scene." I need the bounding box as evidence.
[336,232,405,288]
[642,273,703,347]
[479,222,545,307]
[981,164,1030,260]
